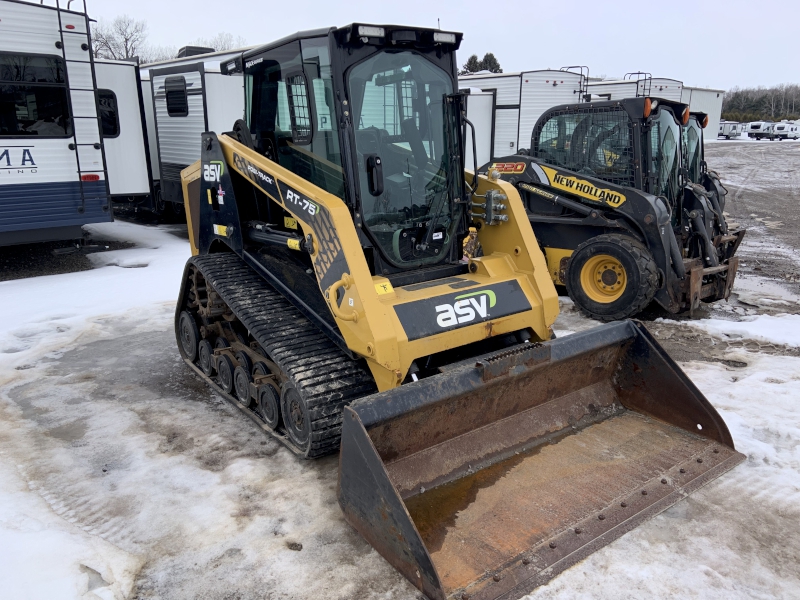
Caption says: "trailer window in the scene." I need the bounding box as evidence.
[165,76,188,117]
[97,89,119,138]
[0,53,71,138]
[534,108,634,187]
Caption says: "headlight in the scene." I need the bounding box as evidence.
[433,32,457,43]
[358,26,385,37]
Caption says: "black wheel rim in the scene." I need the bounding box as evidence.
[281,385,310,450]
[258,384,281,429]
[218,356,234,393]
[179,311,198,361]
[234,366,252,404]
[199,340,214,375]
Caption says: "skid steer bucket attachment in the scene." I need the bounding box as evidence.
[338,320,744,600]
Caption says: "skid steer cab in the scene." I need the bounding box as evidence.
[485,97,744,321]
[174,23,744,600]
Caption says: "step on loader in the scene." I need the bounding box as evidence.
[174,24,744,600]
[485,98,744,322]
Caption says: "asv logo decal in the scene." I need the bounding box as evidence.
[435,290,497,328]
[203,161,224,182]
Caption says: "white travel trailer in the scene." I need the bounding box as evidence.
[718,121,741,139]
[459,68,587,158]
[587,74,684,102]
[0,0,113,246]
[773,121,800,140]
[681,86,724,141]
[138,48,248,214]
[747,121,775,140]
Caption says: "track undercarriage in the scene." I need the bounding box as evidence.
[175,253,376,458]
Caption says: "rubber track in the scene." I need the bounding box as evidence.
[189,253,377,458]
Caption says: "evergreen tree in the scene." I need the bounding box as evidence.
[459,54,482,76]
[480,53,502,74]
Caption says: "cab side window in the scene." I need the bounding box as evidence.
[245,39,344,199]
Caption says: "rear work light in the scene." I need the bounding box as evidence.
[433,32,457,43]
[81,174,100,182]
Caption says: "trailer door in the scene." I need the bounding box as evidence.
[151,64,207,203]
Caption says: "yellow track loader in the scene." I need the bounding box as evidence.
[175,24,744,599]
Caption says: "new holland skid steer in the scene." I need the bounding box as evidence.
[483,97,744,321]
[174,25,744,600]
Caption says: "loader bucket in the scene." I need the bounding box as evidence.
[338,320,744,600]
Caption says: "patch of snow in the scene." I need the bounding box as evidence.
[684,313,800,348]
[0,221,189,382]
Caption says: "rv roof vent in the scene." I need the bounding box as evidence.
[177,46,216,58]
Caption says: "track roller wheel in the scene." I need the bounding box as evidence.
[215,337,230,349]
[566,234,658,321]
[234,366,253,405]
[217,354,235,394]
[198,340,215,376]
[252,361,270,377]
[235,351,253,374]
[178,311,199,362]
[281,382,311,453]
[257,383,281,430]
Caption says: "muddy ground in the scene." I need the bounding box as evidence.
[1,139,799,599]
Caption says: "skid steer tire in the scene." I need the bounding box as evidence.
[566,234,658,322]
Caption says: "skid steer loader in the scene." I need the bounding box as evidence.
[174,24,744,600]
[483,97,744,321]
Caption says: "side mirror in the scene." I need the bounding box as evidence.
[365,154,384,197]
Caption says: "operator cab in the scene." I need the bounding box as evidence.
[224,25,468,281]
[527,97,689,214]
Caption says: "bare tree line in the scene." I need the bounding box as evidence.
[91,15,247,64]
[723,84,800,122]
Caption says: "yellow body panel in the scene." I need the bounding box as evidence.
[181,160,201,256]
[186,135,559,391]
[544,247,573,286]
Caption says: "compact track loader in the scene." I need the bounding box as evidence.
[485,98,744,321]
[174,25,744,600]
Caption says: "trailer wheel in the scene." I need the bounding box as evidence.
[566,234,658,321]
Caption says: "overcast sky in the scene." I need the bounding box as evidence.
[84,0,795,90]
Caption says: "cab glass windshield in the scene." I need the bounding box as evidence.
[348,51,460,268]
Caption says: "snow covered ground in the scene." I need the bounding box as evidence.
[1,221,799,599]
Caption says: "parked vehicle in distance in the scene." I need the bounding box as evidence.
[773,120,799,140]
[718,120,740,139]
[747,121,775,140]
